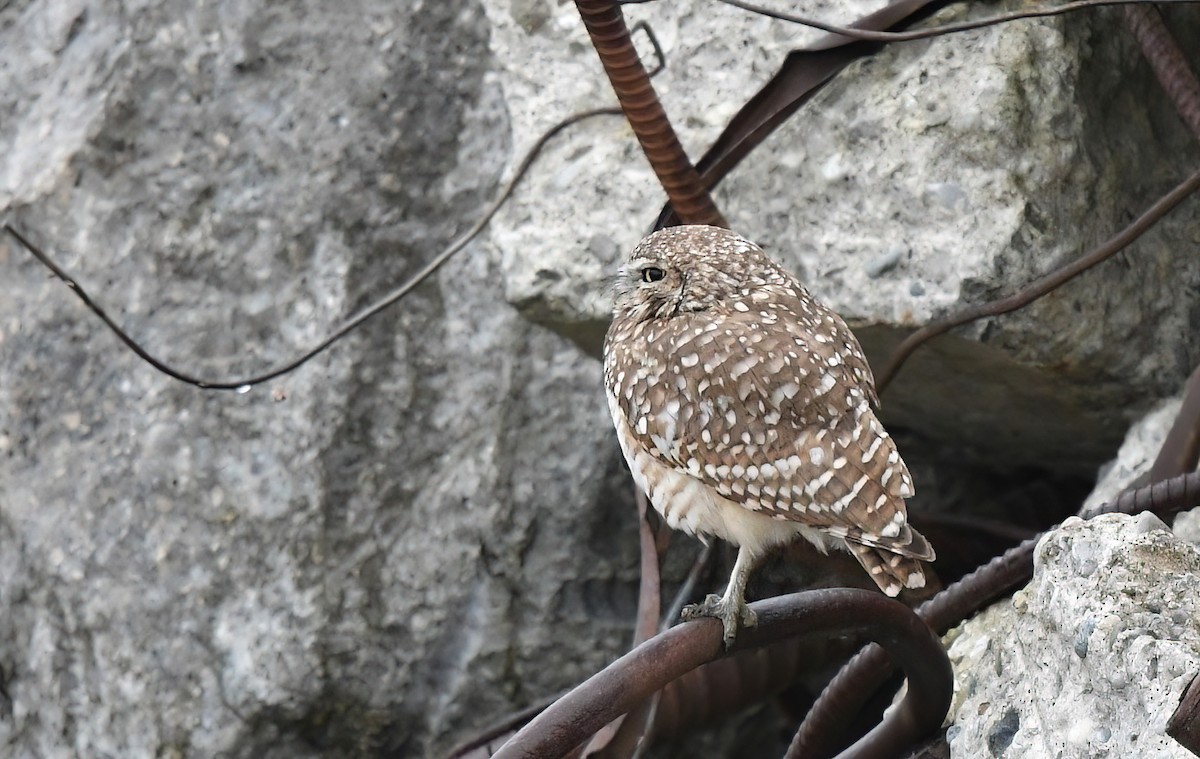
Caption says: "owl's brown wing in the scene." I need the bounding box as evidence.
[624,299,931,561]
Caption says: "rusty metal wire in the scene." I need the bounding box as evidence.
[719,0,1200,45]
[1123,4,1200,142]
[492,589,951,759]
[574,0,728,227]
[632,489,665,643]
[2,107,623,391]
[874,164,1200,394]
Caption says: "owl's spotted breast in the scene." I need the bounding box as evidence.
[607,389,837,559]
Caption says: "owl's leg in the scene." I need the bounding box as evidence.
[682,545,758,648]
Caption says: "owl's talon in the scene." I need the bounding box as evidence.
[682,593,755,648]
[681,593,721,620]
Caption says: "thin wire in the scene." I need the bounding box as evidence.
[717,0,1200,43]
[624,542,714,759]
[874,164,1200,392]
[3,107,622,391]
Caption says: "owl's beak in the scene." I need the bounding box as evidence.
[669,271,688,317]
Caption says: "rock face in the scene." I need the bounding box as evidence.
[945,513,1200,758]
[490,1,1200,475]
[2,0,1199,757]
[1,2,637,757]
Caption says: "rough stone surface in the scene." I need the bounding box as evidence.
[945,513,1200,758]
[488,0,1200,475]
[481,0,886,354]
[0,2,638,757]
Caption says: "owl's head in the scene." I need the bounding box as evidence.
[610,225,777,323]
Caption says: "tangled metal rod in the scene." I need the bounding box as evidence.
[791,468,1200,758]
[492,589,951,759]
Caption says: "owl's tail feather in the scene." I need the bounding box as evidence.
[846,541,927,597]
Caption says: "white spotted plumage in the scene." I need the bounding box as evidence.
[603,225,935,645]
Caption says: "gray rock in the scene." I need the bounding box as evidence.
[945,514,1200,758]
[482,0,889,357]
[488,0,1200,475]
[1,2,636,756]
[864,245,907,279]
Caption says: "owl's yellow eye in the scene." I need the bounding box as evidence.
[641,266,665,283]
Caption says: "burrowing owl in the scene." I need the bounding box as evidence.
[603,225,934,645]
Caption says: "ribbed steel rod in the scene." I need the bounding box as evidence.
[575,1,728,227]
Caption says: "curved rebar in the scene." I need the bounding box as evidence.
[492,589,950,759]
[574,0,728,227]
[789,469,1200,759]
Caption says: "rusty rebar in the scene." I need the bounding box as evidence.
[1123,4,1200,142]
[1149,364,1200,487]
[786,536,1037,759]
[1169,673,1200,755]
[791,469,1200,759]
[492,589,950,759]
[574,1,728,227]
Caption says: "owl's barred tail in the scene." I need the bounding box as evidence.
[847,542,928,597]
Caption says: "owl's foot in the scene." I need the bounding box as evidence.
[682,593,757,648]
